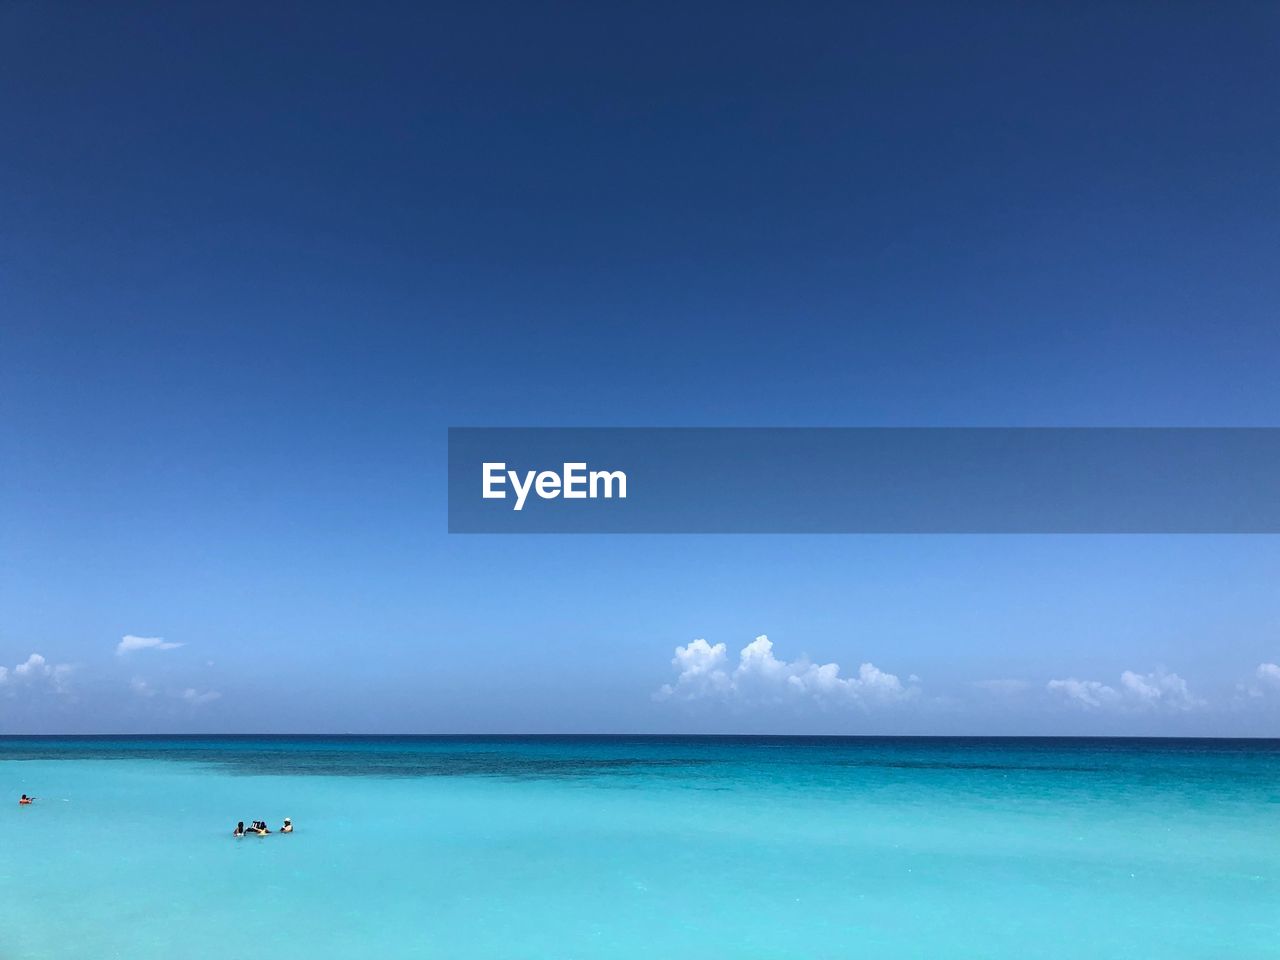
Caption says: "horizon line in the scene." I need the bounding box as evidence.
[2,732,1279,741]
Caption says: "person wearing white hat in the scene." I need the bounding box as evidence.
[280,817,293,834]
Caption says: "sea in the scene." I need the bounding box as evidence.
[2,736,1277,959]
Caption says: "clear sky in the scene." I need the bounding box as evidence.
[2,1,1278,734]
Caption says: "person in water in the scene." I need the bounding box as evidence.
[280,817,292,833]
[250,820,270,835]
[233,821,245,837]
[19,794,34,805]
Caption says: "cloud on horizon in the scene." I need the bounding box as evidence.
[180,688,221,706]
[1047,668,1203,712]
[127,674,220,706]
[0,653,74,694]
[116,635,183,656]
[655,635,917,708]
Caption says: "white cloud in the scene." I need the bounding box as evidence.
[1120,669,1201,708]
[0,653,73,693]
[656,634,916,707]
[1256,663,1280,687]
[14,653,47,678]
[655,638,731,700]
[180,688,221,706]
[1046,678,1121,708]
[128,677,219,705]
[1047,669,1202,711]
[116,635,183,656]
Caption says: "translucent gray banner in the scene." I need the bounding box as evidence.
[447,428,1280,533]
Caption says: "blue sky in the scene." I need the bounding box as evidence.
[2,2,1278,734]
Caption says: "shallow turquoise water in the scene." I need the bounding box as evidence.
[2,737,1277,959]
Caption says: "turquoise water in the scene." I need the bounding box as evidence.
[2,736,1277,959]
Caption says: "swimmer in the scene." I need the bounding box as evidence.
[234,821,245,837]
[18,794,34,805]
[250,820,270,835]
[280,817,293,833]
